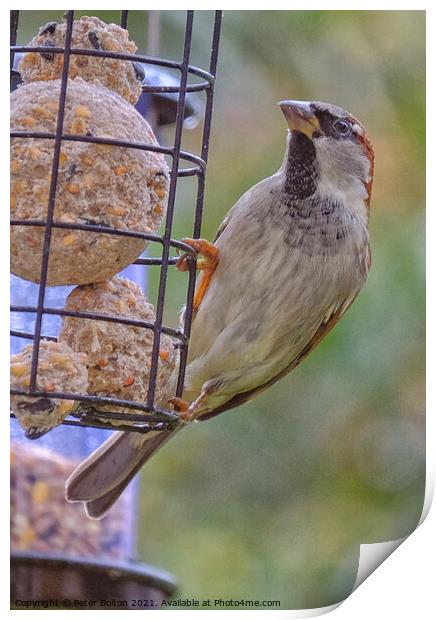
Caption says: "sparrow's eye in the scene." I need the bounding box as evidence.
[332,119,352,136]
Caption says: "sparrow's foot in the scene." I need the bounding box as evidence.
[176,238,219,312]
[168,377,221,423]
[182,378,222,421]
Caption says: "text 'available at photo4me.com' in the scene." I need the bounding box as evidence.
[13,597,282,609]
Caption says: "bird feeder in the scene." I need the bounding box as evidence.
[10,9,222,608]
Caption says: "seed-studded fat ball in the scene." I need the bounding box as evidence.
[18,15,143,104]
[10,340,88,439]
[11,78,169,285]
[59,276,178,414]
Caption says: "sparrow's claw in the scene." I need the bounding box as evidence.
[168,376,221,423]
[168,397,192,423]
[176,238,219,312]
[175,253,191,272]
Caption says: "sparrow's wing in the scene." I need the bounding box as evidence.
[213,188,250,242]
[198,298,355,421]
[213,210,234,243]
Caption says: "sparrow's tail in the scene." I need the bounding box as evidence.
[65,428,178,519]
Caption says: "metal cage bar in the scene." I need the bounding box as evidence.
[10,9,222,433]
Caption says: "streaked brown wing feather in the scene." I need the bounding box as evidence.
[198,300,354,422]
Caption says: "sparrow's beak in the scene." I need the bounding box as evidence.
[279,100,321,139]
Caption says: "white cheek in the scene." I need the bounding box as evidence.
[315,138,371,202]
[313,139,370,223]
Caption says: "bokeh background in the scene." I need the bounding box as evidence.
[15,10,425,609]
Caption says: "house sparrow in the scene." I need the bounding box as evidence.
[66,100,374,518]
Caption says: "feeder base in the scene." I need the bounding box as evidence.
[11,551,177,610]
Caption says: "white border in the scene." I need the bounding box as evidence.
[3,3,431,617]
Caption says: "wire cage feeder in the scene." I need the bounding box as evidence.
[10,9,222,606]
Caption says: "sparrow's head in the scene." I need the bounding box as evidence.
[279,100,374,207]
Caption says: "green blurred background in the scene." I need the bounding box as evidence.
[17,10,426,610]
